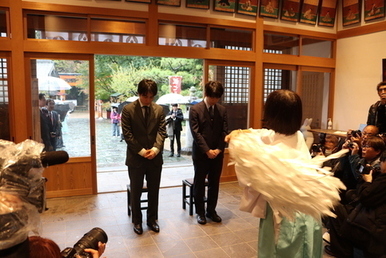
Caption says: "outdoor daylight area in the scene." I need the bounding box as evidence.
[35,56,204,193]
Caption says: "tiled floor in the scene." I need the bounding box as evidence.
[41,181,333,258]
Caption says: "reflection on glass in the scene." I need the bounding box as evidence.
[209,65,250,130]
[0,57,10,140]
[264,33,299,55]
[301,37,332,58]
[158,23,207,47]
[0,9,7,37]
[302,71,330,129]
[91,18,146,44]
[32,59,90,157]
[26,14,88,40]
[263,68,297,101]
[210,27,253,50]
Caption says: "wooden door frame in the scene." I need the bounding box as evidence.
[24,52,97,197]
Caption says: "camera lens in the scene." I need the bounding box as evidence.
[73,227,108,256]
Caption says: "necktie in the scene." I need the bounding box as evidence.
[143,106,149,123]
[209,106,214,120]
[49,111,53,124]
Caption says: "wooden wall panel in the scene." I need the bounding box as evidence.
[43,160,93,198]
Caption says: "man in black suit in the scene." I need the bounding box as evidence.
[39,94,53,152]
[189,81,228,225]
[121,79,167,235]
[45,98,59,151]
[166,104,184,157]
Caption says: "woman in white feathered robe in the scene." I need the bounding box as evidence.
[226,90,345,258]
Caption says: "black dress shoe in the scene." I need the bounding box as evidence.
[206,212,222,223]
[168,153,174,157]
[197,214,207,225]
[324,245,336,257]
[147,221,160,233]
[133,223,143,235]
[177,153,181,157]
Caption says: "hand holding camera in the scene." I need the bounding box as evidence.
[61,227,107,258]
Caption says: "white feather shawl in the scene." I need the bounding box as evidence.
[228,129,347,221]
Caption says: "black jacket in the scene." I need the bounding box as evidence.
[367,101,386,133]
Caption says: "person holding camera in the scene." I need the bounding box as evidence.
[166,104,184,157]
[29,235,106,258]
[367,81,386,134]
[346,136,385,181]
[325,150,386,257]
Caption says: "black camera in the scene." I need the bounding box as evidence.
[61,227,108,258]
[358,164,373,174]
[351,130,362,138]
[347,141,355,148]
[311,143,322,153]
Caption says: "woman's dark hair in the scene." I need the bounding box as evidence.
[137,79,157,96]
[204,81,224,99]
[29,236,61,258]
[263,89,302,135]
[363,136,386,153]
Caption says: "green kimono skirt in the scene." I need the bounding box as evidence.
[258,204,323,258]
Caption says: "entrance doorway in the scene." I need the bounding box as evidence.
[94,55,203,192]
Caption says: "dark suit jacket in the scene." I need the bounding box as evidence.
[40,108,52,151]
[48,110,59,135]
[189,101,228,160]
[121,100,166,168]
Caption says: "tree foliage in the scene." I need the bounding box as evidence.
[54,56,204,102]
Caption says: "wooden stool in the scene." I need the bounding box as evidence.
[182,178,208,216]
[127,183,148,216]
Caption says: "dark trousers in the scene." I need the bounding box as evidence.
[49,136,56,151]
[329,203,354,258]
[170,129,181,154]
[128,162,162,224]
[193,155,223,216]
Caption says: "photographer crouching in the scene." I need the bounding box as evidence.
[0,139,107,258]
[324,149,386,257]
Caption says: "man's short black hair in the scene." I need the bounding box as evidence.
[137,79,158,96]
[263,89,302,136]
[38,93,45,100]
[204,81,224,99]
[363,136,386,153]
[376,81,386,91]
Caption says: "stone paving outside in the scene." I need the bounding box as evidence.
[60,110,194,193]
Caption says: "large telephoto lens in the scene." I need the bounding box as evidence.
[73,227,107,255]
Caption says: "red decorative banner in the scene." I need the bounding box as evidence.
[169,76,182,93]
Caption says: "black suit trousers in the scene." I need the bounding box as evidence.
[193,155,223,216]
[170,129,181,153]
[128,161,162,224]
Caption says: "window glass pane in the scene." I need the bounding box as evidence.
[27,14,88,41]
[264,33,299,55]
[0,57,10,140]
[302,71,330,128]
[158,23,207,47]
[209,64,250,130]
[210,27,253,50]
[0,9,7,37]
[263,67,297,101]
[91,18,146,44]
[32,59,90,157]
[301,37,332,58]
